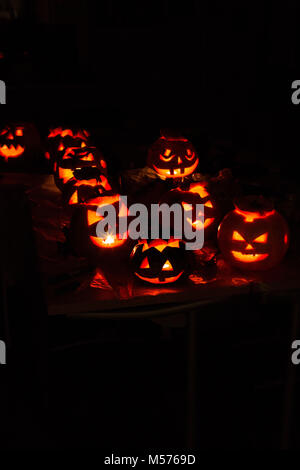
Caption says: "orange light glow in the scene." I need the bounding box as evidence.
[58,167,74,184]
[153,158,199,178]
[15,128,23,136]
[135,271,184,284]
[185,151,195,160]
[284,233,288,244]
[160,153,174,162]
[232,231,245,241]
[231,251,268,263]
[253,233,268,243]
[48,127,89,140]
[69,191,78,205]
[145,239,180,252]
[74,178,97,187]
[135,239,181,253]
[81,153,94,162]
[183,203,193,212]
[90,235,126,248]
[162,260,173,271]
[86,195,128,248]
[87,209,103,225]
[188,218,214,229]
[188,182,209,198]
[234,207,275,222]
[140,257,150,269]
[0,144,25,160]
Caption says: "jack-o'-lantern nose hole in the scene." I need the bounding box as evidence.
[7,133,14,140]
[140,257,150,269]
[162,260,173,271]
[178,157,182,164]
[245,244,253,250]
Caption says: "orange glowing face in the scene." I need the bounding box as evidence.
[230,230,269,263]
[218,200,289,271]
[0,126,25,161]
[54,146,108,191]
[86,195,128,249]
[148,135,199,179]
[67,175,112,205]
[46,127,90,164]
[131,239,185,284]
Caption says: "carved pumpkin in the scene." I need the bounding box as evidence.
[0,122,41,169]
[217,196,289,271]
[45,127,90,166]
[147,131,199,179]
[161,181,218,239]
[130,239,186,284]
[70,194,131,260]
[64,176,112,206]
[54,146,108,191]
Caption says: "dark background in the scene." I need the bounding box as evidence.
[0,1,298,159]
[1,0,300,450]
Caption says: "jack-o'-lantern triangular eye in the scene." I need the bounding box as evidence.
[253,232,268,243]
[232,231,245,241]
[162,259,173,271]
[140,257,150,269]
[204,201,213,208]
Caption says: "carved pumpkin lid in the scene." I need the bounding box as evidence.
[159,128,188,142]
[233,195,274,215]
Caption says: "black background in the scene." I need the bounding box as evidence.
[1,0,300,450]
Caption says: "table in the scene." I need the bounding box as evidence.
[1,171,300,448]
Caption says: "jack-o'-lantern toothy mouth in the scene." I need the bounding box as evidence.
[135,271,184,284]
[231,251,269,263]
[153,158,199,178]
[0,144,25,160]
[90,234,126,248]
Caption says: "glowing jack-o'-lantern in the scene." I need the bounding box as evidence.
[45,126,90,166]
[161,181,218,239]
[147,131,199,179]
[217,196,289,271]
[131,239,186,284]
[65,175,112,206]
[0,126,24,160]
[70,194,131,260]
[54,146,108,191]
[0,123,41,169]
